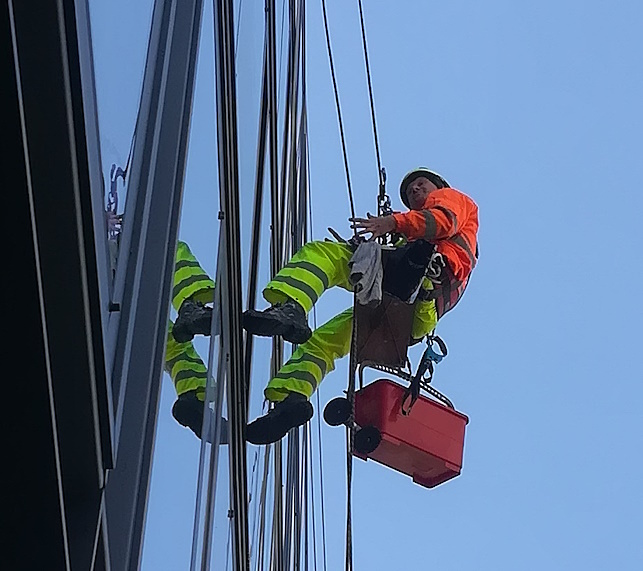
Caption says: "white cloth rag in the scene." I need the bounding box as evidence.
[348,241,383,306]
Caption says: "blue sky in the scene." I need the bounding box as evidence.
[89,0,643,569]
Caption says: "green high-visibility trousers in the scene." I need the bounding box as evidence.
[262,241,355,312]
[164,239,438,402]
[262,240,438,402]
[165,241,215,397]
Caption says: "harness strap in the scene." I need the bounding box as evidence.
[401,335,448,415]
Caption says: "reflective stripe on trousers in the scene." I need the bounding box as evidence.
[172,240,215,310]
[263,299,437,403]
[262,241,354,313]
[165,239,439,401]
[165,240,215,397]
[265,308,354,402]
[165,322,207,396]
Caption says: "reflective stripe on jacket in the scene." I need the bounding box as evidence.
[392,187,479,318]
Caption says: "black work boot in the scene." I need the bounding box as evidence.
[172,391,228,444]
[172,299,213,343]
[246,393,314,445]
[242,300,312,344]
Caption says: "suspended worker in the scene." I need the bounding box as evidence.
[243,167,479,443]
[172,168,479,445]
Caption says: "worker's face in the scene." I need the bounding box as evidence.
[406,176,437,210]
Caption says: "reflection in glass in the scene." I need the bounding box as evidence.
[106,163,125,277]
[88,0,155,272]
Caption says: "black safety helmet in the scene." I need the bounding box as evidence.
[399,167,450,208]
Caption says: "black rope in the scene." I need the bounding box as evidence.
[248,449,263,560]
[314,390,329,571]
[307,428,317,571]
[320,0,356,226]
[318,5,372,566]
[344,421,353,571]
[356,0,383,187]
[308,129,328,571]
[344,297,359,571]
[303,424,309,571]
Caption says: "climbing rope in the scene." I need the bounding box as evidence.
[320,0,356,226]
[355,0,392,223]
[308,145,329,571]
[356,0,383,187]
[319,2,388,568]
[320,0,357,554]
[344,298,359,571]
[314,389,329,571]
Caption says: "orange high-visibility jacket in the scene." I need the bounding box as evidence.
[392,187,479,317]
